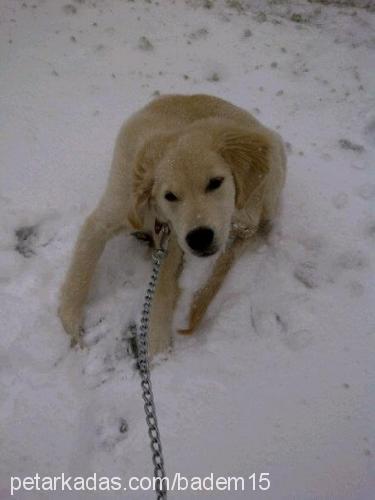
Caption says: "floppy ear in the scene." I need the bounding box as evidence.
[215,127,271,210]
[128,132,176,229]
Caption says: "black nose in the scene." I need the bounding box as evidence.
[186,226,214,253]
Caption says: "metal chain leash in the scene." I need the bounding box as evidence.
[127,219,255,500]
[128,219,253,500]
[132,223,170,500]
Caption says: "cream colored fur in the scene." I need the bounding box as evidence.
[59,94,286,355]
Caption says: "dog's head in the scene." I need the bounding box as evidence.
[129,120,270,256]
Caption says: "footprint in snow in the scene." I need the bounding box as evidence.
[356,184,375,201]
[251,308,313,351]
[339,139,365,153]
[14,214,59,258]
[332,192,349,209]
[274,313,313,352]
[94,414,128,452]
[15,225,38,257]
[82,319,134,388]
[294,261,320,289]
[250,308,281,338]
[336,250,368,271]
[83,316,108,348]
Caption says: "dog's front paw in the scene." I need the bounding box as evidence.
[58,303,85,349]
[148,328,171,358]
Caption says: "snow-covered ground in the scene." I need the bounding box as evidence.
[1,0,374,499]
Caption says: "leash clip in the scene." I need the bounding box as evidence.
[154,219,170,252]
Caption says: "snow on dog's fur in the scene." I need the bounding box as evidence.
[59,94,286,355]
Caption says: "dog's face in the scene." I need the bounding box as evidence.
[130,123,270,257]
[154,147,236,256]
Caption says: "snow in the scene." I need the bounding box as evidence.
[1,0,374,499]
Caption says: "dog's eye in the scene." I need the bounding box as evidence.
[206,177,224,192]
[165,191,178,202]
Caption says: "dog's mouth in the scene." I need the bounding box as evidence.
[190,247,218,258]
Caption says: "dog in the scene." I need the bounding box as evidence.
[58,94,286,355]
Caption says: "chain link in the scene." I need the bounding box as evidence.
[132,244,168,500]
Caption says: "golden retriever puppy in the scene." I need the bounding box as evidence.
[59,94,286,355]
